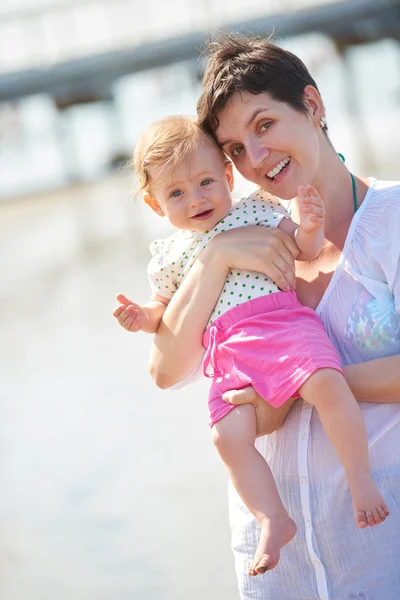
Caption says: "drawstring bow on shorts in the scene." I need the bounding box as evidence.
[203,323,224,378]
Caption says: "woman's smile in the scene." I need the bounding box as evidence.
[264,156,291,185]
[265,156,291,180]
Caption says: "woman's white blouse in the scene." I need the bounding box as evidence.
[229,179,400,600]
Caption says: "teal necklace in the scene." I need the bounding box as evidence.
[338,153,358,214]
[350,172,358,214]
[288,154,358,215]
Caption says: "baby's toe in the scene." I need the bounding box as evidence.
[255,557,270,575]
[372,508,382,525]
[366,510,376,527]
[355,510,368,528]
[248,560,258,577]
[377,506,386,521]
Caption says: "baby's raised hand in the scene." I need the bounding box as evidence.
[298,185,325,234]
[113,293,150,333]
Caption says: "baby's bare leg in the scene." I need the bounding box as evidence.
[212,405,296,575]
[299,369,389,528]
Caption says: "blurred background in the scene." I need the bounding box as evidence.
[0,0,399,598]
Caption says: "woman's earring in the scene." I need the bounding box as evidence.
[320,116,328,131]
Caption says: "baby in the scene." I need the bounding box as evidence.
[113,115,388,575]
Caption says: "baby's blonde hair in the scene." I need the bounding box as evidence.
[133,115,226,196]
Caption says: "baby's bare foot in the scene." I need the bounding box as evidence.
[248,514,296,576]
[349,474,389,528]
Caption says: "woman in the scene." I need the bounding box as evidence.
[149,34,400,599]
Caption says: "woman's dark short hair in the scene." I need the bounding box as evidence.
[197,33,321,136]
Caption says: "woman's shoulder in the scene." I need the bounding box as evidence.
[357,178,400,232]
[351,178,400,262]
[364,178,400,212]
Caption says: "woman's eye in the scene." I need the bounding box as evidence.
[232,145,244,157]
[201,178,212,186]
[170,189,182,198]
[260,121,272,132]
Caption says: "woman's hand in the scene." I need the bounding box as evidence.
[210,225,299,291]
[222,387,297,437]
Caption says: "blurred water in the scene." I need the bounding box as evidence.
[0,174,238,599]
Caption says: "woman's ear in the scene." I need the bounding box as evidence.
[303,85,325,125]
[143,193,165,216]
[225,160,235,192]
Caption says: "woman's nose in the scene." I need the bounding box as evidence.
[247,139,269,169]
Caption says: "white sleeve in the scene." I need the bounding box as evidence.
[248,189,290,227]
[354,182,400,315]
[375,184,400,314]
[386,236,400,316]
[147,238,178,299]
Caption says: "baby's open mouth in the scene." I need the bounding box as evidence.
[192,209,213,220]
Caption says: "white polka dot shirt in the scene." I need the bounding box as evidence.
[147,189,290,326]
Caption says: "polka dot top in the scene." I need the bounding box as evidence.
[147,189,290,327]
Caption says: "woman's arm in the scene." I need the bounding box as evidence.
[149,247,229,388]
[224,355,400,438]
[149,226,299,388]
[343,355,400,403]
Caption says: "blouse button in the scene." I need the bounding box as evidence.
[300,476,307,484]
[305,519,311,528]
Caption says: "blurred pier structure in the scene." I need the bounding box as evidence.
[0,0,399,104]
[0,0,399,195]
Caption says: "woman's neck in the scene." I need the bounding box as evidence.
[309,147,369,240]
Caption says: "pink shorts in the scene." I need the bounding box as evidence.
[203,291,343,428]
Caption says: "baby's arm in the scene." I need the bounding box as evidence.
[278,185,325,261]
[113,292,170,334]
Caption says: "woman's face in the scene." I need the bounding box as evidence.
[214,89,324,200]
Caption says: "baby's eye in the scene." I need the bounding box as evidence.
[170,189,183,198]
[232,145,244,157]
[201,178,212,186]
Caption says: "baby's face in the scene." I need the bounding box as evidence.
[146,142,234,231]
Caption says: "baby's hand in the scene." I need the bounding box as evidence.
[298,185,325,234]
[113,293,150,333]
